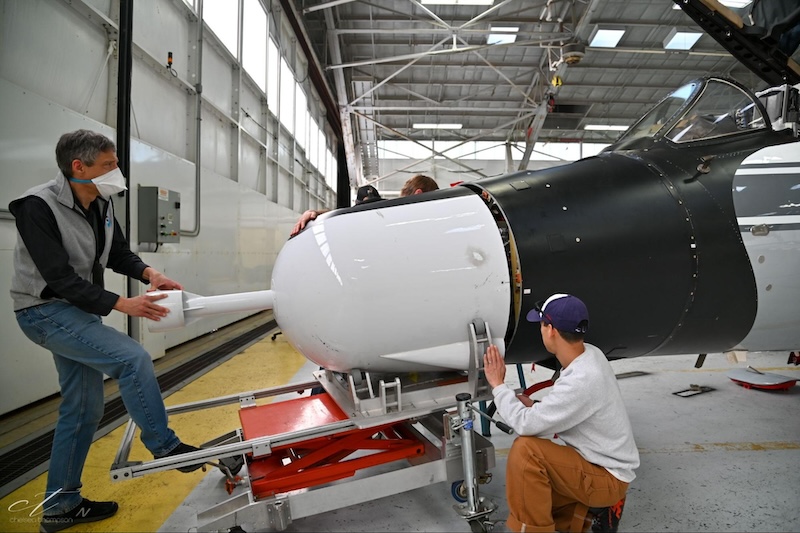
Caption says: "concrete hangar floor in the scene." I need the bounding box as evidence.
[1,314,798,533]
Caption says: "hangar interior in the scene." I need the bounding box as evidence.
[1,0,799,532]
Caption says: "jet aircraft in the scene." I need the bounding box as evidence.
[151,0,800,374]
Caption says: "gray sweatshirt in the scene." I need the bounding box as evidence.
[492,343,639,483]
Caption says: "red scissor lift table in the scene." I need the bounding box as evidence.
[239,393,426,497]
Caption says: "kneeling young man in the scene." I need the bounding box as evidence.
[483,294,639,533]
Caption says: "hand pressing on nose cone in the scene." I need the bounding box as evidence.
[483,344,506,388]
[484,345,534,406]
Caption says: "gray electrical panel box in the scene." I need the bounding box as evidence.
[138,187,181,244]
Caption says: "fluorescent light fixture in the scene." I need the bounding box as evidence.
[589,27,625,48]
[488,26,519,45]
[584,124,629,131]
[664,28,703,50]
[421,0,494,4]
[413,123,463,129]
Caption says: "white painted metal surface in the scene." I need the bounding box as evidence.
[149,290,275,331]
[734,141,800,352]
[271,195,511,372]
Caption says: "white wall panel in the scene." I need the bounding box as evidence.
[0,0,110,122]
[202,45,234,114]
[277,135,292,170]
[277,167,292,207]
[239,190,269,275]
[134,0,192,71]
[239,136,263,192]
[84,0,112,12]
[0,249,61,411]
[293,177,304,212]
[240,84,265,141]
[131,61,190,159]
[200,107,232,179]
[0,78,114,200]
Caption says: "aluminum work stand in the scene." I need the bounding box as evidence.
[110,321,510,532]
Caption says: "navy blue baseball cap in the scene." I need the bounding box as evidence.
[526,294,589,334]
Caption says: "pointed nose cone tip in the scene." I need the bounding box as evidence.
[272,195,511,373]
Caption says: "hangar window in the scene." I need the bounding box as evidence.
[242,0,267,92]
[267,39,279,112]
[203,0,239,58]
[280,58,295,134]
[667,79,766,143]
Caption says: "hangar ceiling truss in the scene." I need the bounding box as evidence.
[293,0,777,185]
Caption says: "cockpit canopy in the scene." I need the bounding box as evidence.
[610,78,768,150]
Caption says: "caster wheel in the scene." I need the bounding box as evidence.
[469,519,492,533]
[451,480,467,503]
[220,455,245,476]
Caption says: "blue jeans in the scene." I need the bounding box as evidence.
[15,301,180,515]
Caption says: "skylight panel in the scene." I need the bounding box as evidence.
[488,26,519,45]
[589,28,625,48]
[421,0,494,5]
[664,28,703,50]
[413,123,463,129]
[584,125,629,131]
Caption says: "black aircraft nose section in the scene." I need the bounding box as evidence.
[474,151,759,364]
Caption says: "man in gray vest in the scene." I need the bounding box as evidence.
[10,130,201,533]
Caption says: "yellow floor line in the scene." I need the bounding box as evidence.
[636,440,800,454]
[493,440,800,459]
[648,366,800,374]
[0,335,307,532]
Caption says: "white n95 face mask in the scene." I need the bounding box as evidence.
[91,167,128,199]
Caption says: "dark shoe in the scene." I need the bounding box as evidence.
[591,497,625,533]
[39,498,118,532]
[156,442,205,473]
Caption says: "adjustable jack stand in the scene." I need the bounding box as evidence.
[453,392,498,533]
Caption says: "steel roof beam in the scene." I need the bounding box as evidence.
[327,37,572,70]
[348,36,452,106]
[408,0,453,31]
[351,106,537,113]
[303,0,358,14]
[518,0,604,169]
[458,36,538,107]
[459,0,519,30]
[332,28,568,37]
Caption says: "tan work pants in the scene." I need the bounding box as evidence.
[505,436,629,533]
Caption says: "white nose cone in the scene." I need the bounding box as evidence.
[272,193,511,373]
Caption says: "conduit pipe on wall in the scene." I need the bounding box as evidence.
[183,0,204,237]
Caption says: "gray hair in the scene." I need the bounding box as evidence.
[55,129,116,177]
